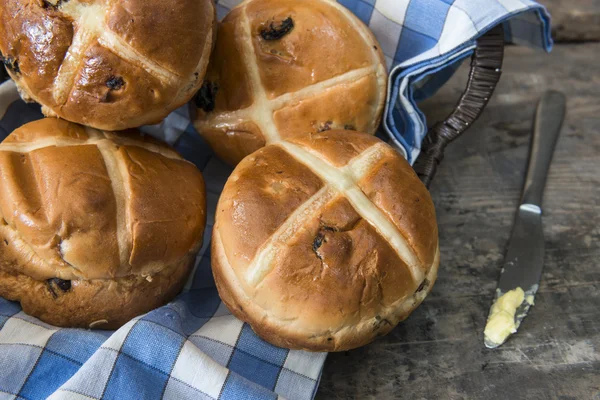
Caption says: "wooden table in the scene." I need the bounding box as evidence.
[316,16,600,400]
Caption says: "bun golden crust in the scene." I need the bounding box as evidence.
[0,118,206,328]
[193,0,387,165]
[0,251,194,330]
[0,0,216,130]
[212,131,438,351]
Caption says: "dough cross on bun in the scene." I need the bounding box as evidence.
[213,131,439,351]
[193,0,387,165]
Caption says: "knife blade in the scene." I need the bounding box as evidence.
[483,90,566,349]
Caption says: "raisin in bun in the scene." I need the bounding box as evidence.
[192,0,387,165]
[0,119,206,329]
[212,131,439,351]
[0,0,216,131]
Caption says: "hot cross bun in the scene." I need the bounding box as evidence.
[212,130,438,351]
[0,0,216,130]
[192,0,387,165]
[0,118,206,329]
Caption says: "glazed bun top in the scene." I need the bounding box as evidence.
[0,0,216,130]
[0,118,206,282]
[193,0,387,165]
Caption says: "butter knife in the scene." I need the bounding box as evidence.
[483,91,566,349]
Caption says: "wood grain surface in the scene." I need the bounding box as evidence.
[540,0,600,42]
[317,44,600,399]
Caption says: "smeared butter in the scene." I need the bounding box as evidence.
[525,294,535,306]
[484,287,525,346]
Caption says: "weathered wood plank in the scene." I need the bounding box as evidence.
[539,0,600,42]
[317,44,600,399]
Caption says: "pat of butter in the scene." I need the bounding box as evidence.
[484,287,525,346]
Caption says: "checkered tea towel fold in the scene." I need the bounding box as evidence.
[0,1,551,399]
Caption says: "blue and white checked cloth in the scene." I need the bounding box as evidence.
[0,1,551,399]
